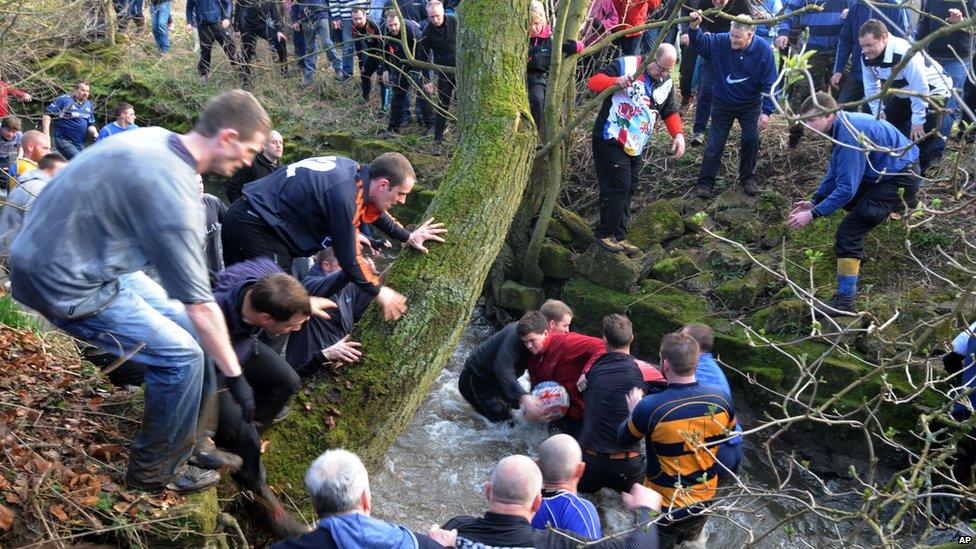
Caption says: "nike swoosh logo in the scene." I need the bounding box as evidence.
[726,76,749,84]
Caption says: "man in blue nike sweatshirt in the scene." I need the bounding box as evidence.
[786,92,919,314]
[688,10,776,199]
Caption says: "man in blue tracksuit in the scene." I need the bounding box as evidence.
[186,0,240,83]
[291,0,343,87]
[773,0,846,146]
[688,11,776,199]
[830,0,911,109]
[786,92,919,313]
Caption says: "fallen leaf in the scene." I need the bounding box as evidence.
[113,502,129,514]
[88,444,125,461]
[102,482,119,493]
[260,440,271,454]
[49,504,68,521]
[304,401,312,412]
[0,504,13,532]
[324,416,336,429]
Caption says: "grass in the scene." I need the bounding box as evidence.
[0,295,43,332]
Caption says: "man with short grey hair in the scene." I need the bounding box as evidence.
[688,10,776,198]
[439,454,662,547]
[531,435,601,538]
[272,448,452,548]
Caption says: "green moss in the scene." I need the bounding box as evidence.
[553,206,595,247]
[749,299,810,334]
[650,253,699,283]
[712,266,772,310]
[390,187,437,226]
[539,240,576,279]
[576,245,641,291]
[546,218,574,244]
[497,280,545,311]
[628,200,685,249]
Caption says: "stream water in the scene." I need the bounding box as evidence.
[369,312,851,548]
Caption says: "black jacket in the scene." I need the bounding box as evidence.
[354,18,385,56]
[420,14,458,67]
[384,18,430,75]
[234,0,284,32]
[917,0,976,59]
[384,0,425,22]
[444,511,659,548]
[461,322,530,403]
[579,351,646,454]
[527,30,580,87]
[226,151,280,204]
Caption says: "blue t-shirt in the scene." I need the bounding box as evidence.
[98,121,139,140]
[45,94,95,144]
[696,353,743,445]
[530,489,601,539]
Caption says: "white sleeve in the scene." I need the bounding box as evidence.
[903,54,929,126]
[862,63,881,117]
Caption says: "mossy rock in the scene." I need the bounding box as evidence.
[562,278,712,357]
[749,299,811,334]
[577,245,641,292]
[702,241,752,280]
[390,187,437,226]
[321,131,356,151]
[759,223,787,249]
[350,139,399,162]
[497,280,545,311]
[683,272,716,293]
[628,199,685,249]
[713,206,763,244]
[754,188,789,218]
[546,217,574,244]
[539,240,576,279]
[650,253,699,283]
[712,266,772,310]
[554,206,595,247]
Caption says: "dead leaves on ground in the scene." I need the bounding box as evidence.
[0,325,185,545]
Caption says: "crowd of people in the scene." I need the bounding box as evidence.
[0,0,974,546]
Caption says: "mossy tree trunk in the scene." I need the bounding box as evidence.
[264,0,536,488]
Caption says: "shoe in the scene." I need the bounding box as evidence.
[690,133,705,147]
[741,178,757,196]
[694,182,714,199]
[616,239,641,255]
[246,483,309,539]
[255,405,291,430]
[189,439,243,474]
[788,125,803,149]
[902,185,920,210]
[165,465,220,494]
[814,292,858,316]
[597,237,625,253]
[431,141,443,156]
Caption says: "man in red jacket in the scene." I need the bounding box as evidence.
[517,311,605,437]
[610,0,659,55]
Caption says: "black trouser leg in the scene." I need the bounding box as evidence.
[198,23,218,76]
[241,32,259,84]
[221,199,294,270]
[457,366,516,423]
[659,515,708,549]
[884,96,942,175]
[214,378,263,491]
[679,43,698,98]
[593,138,641,240]
[388,71,409,131]
[835,173,916,260]
[528,82,546,127]
[434,74,455,141]
[360,54,382,101]
[736,100,761,183]
[577,452,646,494]
[239,338,300,425]
[697,98,737,188]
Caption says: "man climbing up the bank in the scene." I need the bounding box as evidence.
[220,152,447,322]
[11,90,272,493]
[786,92,919,314]
[588,43,685,255]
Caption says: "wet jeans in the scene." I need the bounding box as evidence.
[51,271,203,487]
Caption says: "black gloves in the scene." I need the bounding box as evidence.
[226,374,256,422]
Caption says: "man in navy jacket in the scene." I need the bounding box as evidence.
[786,92,919,313]
[688,11,776,198]
[186,0,240,84]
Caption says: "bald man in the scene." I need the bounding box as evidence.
[8,130,51,191]
[225,130,284,203]
[587,44,685,255]
[531,435,601,538]
[439,454,662,548]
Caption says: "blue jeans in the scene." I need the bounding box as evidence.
[292,26,307,73]
[302,18,341,80]
[937,58,969,147]
[51,272,203,486]
[53,137,84,160]
[149,1,171,52]
[697,98,762,188]
[693,58,714,135]
[330,18,355,77]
